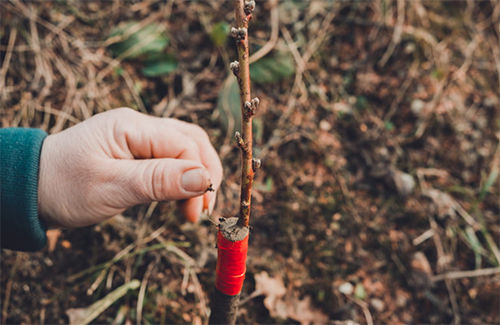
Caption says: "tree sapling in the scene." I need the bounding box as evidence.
[209,1,260,324]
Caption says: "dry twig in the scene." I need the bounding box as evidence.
[429,215,461,324]
[432,267,500,282]
[0,29,17,96]
[379,0,405,67]
[136,259,157,325]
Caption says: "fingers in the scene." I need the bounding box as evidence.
[108,112,202,163]
[159,119,223,214]
[179,196,205,223]
[110,158,212,207]
[107,109,223,221]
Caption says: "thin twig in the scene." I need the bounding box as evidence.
[189,268,209,316]
[302,5,339,65]
[281,25,327,102]
[121,67,148,114]
[106,266,117,290]
[248,0,279,65]
[337,174,363,224]
[50,53,77,133]
[432,267,500,282]
[155,233,208,316]
[181,266,190,296]
[410,74,449,142]
[383,59,419,123]
[429,215,461,324]
[348,297,374,325]
[0,28,17,94]
[413,229,435,246]
[429,216,448,272]
[445,278,461,325]
[136,260,157,325]
[67,241,188,282]
[87,269,107,296]
[34,103,81,125]
[488,33,500,113]
[379,0,405,67]
[258,6,339,160]
[450,34,481,82]
[1,254,20,324]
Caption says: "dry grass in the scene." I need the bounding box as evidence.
[1,1,499,324]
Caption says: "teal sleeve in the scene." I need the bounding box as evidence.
[1,128,48,251]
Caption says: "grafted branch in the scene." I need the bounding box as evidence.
[232,0,258,228]
[209,2,258,324]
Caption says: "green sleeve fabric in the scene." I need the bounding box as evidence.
[1,128,48,251]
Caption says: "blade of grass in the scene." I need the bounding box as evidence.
[66,279,141,325]
[67,241,189,282]
[454,200,500,266]
[464,226,484,268]
[478,168,498,202]
[473,205,500,267]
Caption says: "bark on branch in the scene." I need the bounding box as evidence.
[208,2,257,323]
[233,0,257,228]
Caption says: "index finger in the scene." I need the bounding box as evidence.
[163,119,223,211]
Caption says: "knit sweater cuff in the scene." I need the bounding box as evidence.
[1,128,48,251]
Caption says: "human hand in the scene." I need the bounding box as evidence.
[38,108,222,228]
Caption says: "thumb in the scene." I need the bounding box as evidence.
[110,158,212,207]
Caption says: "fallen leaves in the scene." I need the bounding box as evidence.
[46,230,72,252]
[422,188,456,219]
[252,271,329,325]
[46,229,62,253]
[410,252,434,291]
[254,271,286,311]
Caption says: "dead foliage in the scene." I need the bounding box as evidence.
[1,1,499,324]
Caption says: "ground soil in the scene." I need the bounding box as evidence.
[1,1,499,324]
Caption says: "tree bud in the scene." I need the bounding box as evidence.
[235,132,244,148]
[230,61,240,76]
[231,27,239,38]
[238,28,247,40]
[251,97,260,109]
[252,158,261,172]
[244,1,256,15]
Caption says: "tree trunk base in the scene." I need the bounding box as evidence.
[208,287,240,325]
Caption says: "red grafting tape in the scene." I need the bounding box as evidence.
[215,231,249,296]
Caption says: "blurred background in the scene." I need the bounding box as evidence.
[1,0,499,324]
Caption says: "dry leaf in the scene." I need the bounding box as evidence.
[422,188,456,219]
[61,240,72,249]
[254,272,328,325]
[254,271,287,313]
[46,229,62,252]
[284,294,329,325]
[410,252,434,291]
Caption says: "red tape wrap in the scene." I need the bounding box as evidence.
[215,231,249,296]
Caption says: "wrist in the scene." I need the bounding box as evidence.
[37,134,61,228]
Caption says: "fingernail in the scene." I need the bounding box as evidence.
[182,168,209,193]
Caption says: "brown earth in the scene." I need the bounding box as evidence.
[1,1,499,324]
